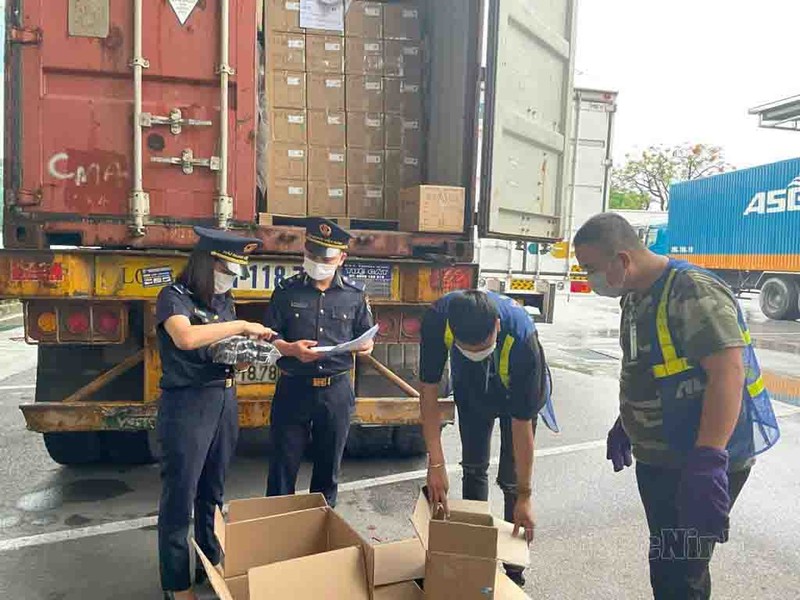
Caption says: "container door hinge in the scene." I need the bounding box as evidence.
[10,26,43,45]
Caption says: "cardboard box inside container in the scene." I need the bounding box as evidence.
[268,143,307,181]
[347,112,385,149]
[385,185,400,220]
[305,34,345,73]
[345,1,383,38]
[268,108,307,144]
[347,76,385,112]
[385,150,422,189]
[309,182,347,217]
[384,40,422,78]
[266,0,301,33]
[348,185,385,218]
[385,114,422,152]
[308,110,346,146]
[309,146,347,182]
[268,71,306,110]
[307,73,346,111]
[384,3,422,40]
[267,179,307,216]
[267,32,306,71]
[346,38,384,75]
[384,77,422,117]
[398,185,465,233]
[347,150,384,185]
[410,489,531,600]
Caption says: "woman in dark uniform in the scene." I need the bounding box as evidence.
[156,226,273,600]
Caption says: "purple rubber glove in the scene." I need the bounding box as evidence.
[677,447,731,543]
[606,417,633,472]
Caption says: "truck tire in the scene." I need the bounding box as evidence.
[760,277,800,321]
[344,425,395,458]
[391,425,428,457]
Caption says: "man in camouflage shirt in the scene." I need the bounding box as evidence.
[574,213,751,600]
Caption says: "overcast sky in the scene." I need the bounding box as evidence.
[575,0,800,169]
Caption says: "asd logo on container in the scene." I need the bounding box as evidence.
[743,176,800,216]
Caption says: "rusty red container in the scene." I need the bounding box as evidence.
[4,0,257,249]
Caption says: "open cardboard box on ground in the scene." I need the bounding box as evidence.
[196,493,425,600]
[411,490,532,600]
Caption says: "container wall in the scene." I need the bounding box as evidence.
[669,157,800,272]
[5,0,257,246]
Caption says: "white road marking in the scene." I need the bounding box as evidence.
[0,385,36,391]
[2,403,798,553]
[0,439,607,552]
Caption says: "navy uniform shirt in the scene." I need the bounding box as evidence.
[265,271,373,377]
[419,291,546,421]
[155,283,236,389]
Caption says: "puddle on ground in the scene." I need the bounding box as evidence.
[763,370,800,408]
[16,479,133,513]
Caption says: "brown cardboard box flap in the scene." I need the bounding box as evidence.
[248,546,371,600]
[227,493,327,523]
[410,490,530,568]
[224,575,249,600]
[374,581,424,600]
[194,540,236,600]
[428,517,498,562]
[221,507,329,578]
[373,538,425,587]
[448,498,491,515]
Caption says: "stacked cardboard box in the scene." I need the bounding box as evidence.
[263,0,424,221]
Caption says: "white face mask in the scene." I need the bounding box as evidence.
[456,342,497,363]
[303,256,339,281]
[588,257,628,298]
[214,271,237,294]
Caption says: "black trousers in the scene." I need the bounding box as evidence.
[157,386,238,592]
[636,462,751,600]
[266,375,354,507]
[457,401,531,578]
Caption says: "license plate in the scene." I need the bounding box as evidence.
[233,261,303,291]
[236,363,281,385]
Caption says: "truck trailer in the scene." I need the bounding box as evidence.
[0,0,577,464]
[649,157,800,321]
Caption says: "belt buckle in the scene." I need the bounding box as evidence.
[311,377,329,388]
[225,378,233,388]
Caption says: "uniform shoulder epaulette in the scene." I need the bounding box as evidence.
[170,282,188,295]
[342,276,366,292]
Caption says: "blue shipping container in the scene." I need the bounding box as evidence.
[669,157,800,272]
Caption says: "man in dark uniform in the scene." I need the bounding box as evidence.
[418,290,559,586]
[265,217,374,506]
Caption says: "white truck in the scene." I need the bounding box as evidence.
[478,88,618,320]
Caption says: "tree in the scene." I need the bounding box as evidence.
[609,188,650,210]
[611,144,734,211]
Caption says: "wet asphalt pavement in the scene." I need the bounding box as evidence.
[0,295,798,599]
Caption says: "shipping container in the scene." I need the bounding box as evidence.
[0,0,577,464]
[660,157,800,320]
[478,88,617,303]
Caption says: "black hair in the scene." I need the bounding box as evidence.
[573,213,645,256]
[177,249,216,308]
[447,291,499,345]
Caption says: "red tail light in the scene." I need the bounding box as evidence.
[24,301,128,344]
[95,310,121,336]
[66,311,90,334]
[571,280,591,294]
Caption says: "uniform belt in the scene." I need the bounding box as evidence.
[280,370,349,388]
